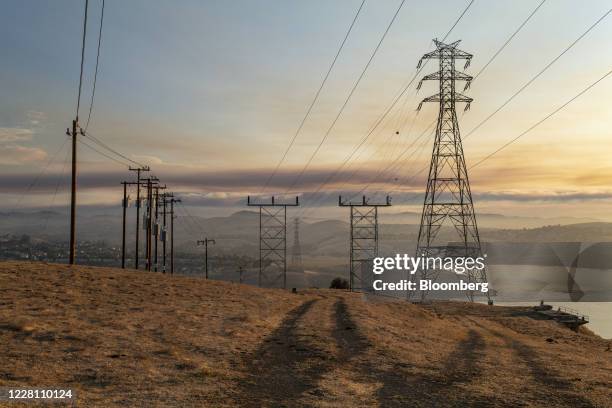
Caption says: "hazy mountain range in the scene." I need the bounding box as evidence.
[1,208,612,256]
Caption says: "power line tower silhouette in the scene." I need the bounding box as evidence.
[339,195,391,292]
[414,39,490,303]
[247,196,299,289]
[290,217,304,273]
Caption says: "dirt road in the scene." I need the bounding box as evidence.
[232,291,607,407]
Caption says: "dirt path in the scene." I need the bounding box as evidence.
[234,295,339,406]
[235,296,511,407]
[332,298,507,407]
[466,317,596,408]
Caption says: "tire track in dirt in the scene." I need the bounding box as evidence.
[333,298,506,407]
[467,318,595,408]
[234,297,337,407]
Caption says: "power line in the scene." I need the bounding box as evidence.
[291,0,475,216]
[363,0,540,184]
[42,147,72,231]
[441,0,474,40]
[386,128,435,197]
[77,137,131,167]
[85,0,105,131]
[378,6,612,198]
[81,130,148,168]
[76,0,89,118]
[374,0,547,193]
[344,118,435,202]
[290,0,474,220]
[286,0,407,193]
[469,0,546,84]
[178,200,207,233]
[470,68,612,169]
[261,0,366,193]
[366,120,437,195]
[174,203,203,238]
[297,121,436,219]
[464,7,611,140]
[15,138,69,208]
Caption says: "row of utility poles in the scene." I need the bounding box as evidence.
[120,166,181,274]
[117,164,220,278]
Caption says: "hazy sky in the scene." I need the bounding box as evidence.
[1,0,611,219]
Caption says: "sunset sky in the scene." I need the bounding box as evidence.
[1,0,611,220]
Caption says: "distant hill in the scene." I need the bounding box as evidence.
[380,211,600,229]
[2,209,612,265]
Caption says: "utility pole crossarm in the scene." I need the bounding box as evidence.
[247,195,300,207]
[338,195,392,207]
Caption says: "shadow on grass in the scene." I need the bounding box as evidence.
[333,299,510,407]
[235,299,334,406]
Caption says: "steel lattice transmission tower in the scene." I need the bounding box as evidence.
[290,217,304,273]
[247,196,299,289]
[339,195,391,292]
[414,39,489,302]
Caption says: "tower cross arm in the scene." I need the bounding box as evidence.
[418,39,473,69]
[417,50,442,67]
[417,70,473,90]
[417,93,473,111]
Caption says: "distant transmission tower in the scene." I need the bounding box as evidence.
[247,196,299,289]
[290,217,304,273]
[415,39,489,302]
[339,195,391,292]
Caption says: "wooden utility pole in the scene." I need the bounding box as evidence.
[146,178,152,270]
[238,266,244,284]
[153,184,166,271]
[161,193,170,273]
[129,166,149,269]
[146,177,159,271]
[169,197,180,274]
[68,119,78,264]
[197,238,216,279]
[68,0,88,265]
[121,181,128,268]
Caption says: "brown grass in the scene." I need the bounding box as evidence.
[0,261,610,407]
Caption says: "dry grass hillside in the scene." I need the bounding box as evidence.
[0,261,610,407]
